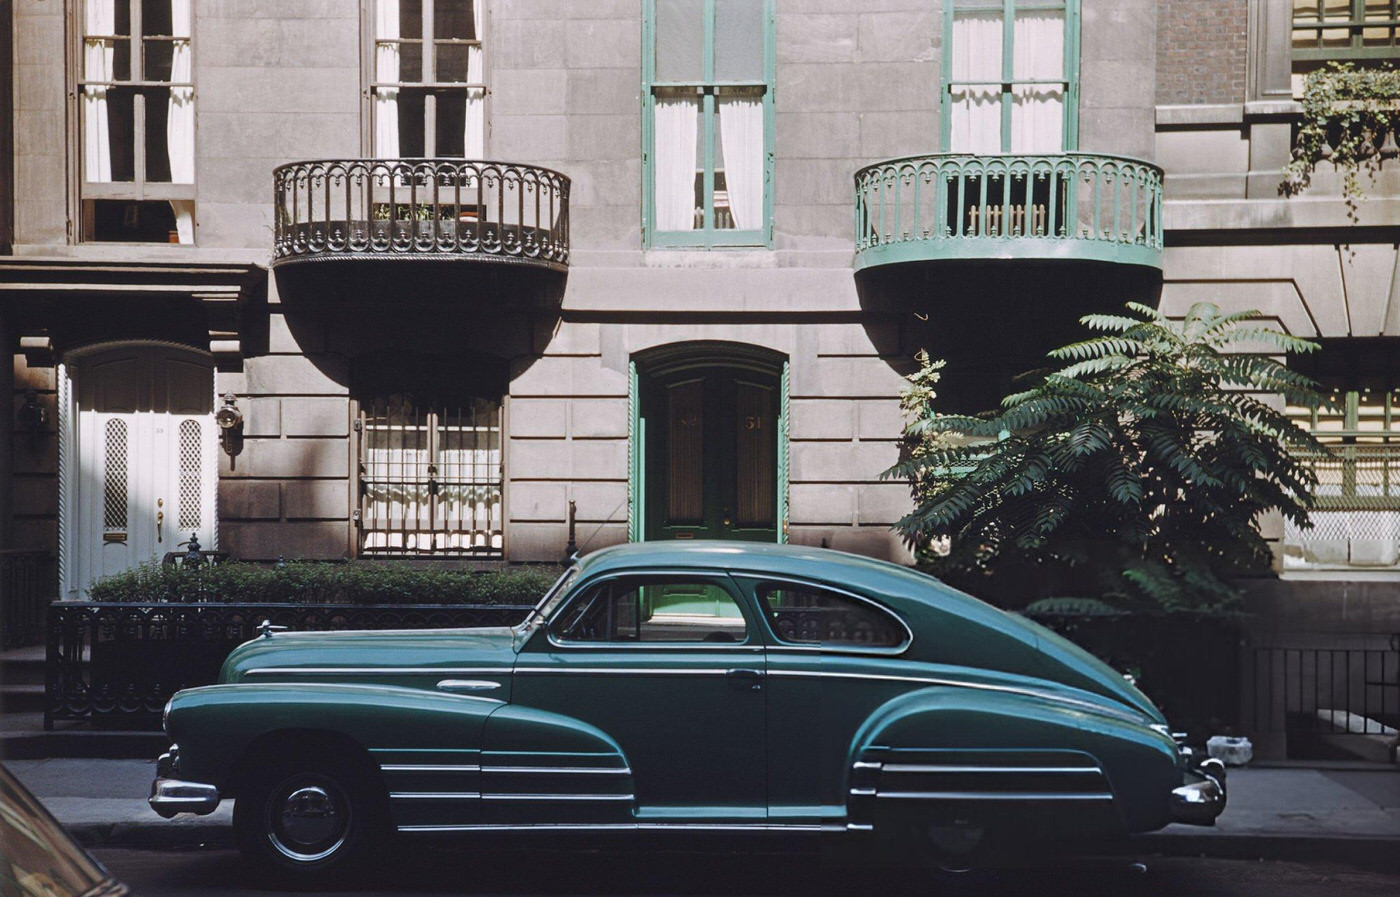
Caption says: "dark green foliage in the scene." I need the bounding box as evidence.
[87,561,564,606]
[886,302,1329,612]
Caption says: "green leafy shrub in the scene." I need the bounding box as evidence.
[886,301,1329,613]
[1281,62,1400,213]
[88,561,564,606]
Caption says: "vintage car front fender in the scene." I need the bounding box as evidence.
[846,685,1182,836]
[163,682,631,814]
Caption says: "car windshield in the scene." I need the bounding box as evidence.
[520,566,580,630]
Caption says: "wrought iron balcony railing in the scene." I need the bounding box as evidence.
[272,159,570,271]
[853,153,1164,271]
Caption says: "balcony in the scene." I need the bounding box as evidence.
[273,159,569,272]
[270,159,569,357]
[853,153,1164,272]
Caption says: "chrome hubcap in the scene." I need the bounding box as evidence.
[267,780,351,862]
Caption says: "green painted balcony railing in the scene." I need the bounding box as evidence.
[853,153,1164,272]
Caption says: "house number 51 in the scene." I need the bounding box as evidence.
[744,416,763,430]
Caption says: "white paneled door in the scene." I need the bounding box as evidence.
[70,345,217,596]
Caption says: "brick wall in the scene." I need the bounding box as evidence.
[1156,0,1249,105]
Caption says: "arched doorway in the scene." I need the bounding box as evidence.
[631,343,787,543]
[61,342,217,597]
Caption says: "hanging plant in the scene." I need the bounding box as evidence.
[1281,62,1400,216]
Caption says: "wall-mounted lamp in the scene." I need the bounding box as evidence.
[215,392,244,460]
[16,389,48,450]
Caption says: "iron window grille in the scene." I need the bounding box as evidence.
[1293,0,1400,65]
[357,395,503,556]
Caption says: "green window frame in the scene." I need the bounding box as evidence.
[939,0,1080,153]
[1292,1,1400,65]
[642,0,775,248]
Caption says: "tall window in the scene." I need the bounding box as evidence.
[942,0,1078,153]
[1292,1,1400,69]
[372,0,485,158]
[78,0,195,243]
[358,394,503,556]
[644,0,773,247]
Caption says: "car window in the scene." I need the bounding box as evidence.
[552,578,749,644]
[758,582,908,649]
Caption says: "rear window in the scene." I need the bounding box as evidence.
[758,583,908,650]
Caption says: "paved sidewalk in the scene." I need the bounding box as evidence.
[5,759,1399,869]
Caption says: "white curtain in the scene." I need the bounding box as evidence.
[375,0,401,157]
[465,0,485,158]
[717,95,763,231]
[83,0,115,182]
[948,12,1002,154]
[653,96,699,231]
[1010,11,1065,154]
[168,0,195,243]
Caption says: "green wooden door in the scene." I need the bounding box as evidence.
[642,366,779,543]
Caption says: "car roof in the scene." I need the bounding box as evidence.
[575,540,940,596]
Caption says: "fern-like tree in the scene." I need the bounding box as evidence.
[886,302,1329,612]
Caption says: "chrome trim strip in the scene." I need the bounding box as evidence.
[245,667,506,676]
[480,793,635,802]
[389,792,483,800]
[481,766,632,776]
[878,791,1114,801]
[849,787,877,796]
[852,761,883,770]
[847,823,875,832]
[772,670,1143,723]
[513,667,735,677]
[397,822,836,833]
[380,765,482,773]
[881,764,1104,775]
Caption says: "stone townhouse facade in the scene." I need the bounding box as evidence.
[1,0,1397,661]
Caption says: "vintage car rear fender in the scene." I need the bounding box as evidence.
[165,682,504,790]
[849,685,1181,834]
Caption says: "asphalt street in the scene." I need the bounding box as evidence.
[93,846,1399,897]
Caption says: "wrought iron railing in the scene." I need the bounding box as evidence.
[853,153,1164,270]
[272,159,570,270]
[1242,635,1399,759]
[1,550,49,650]
[46,601,533,728]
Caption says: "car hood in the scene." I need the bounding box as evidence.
[218,626,521,684]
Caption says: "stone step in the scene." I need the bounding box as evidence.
[0,645,47,685]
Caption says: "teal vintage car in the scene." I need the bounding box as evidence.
[150,542,1224,881]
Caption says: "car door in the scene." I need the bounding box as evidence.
[512,572,767,822]
[733,576,914,827]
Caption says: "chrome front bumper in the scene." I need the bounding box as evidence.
[148,747,221,818]
[1169,756,1227,826]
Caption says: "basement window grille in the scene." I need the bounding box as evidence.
[357,394,502,556]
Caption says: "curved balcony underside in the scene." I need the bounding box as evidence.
[272,158,570,282]
[854,153,1165,273]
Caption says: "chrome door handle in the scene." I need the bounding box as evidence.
[436,679,501,694]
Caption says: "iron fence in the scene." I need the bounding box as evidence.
[1,549,49,650]
[272,158,570,269]
[46,601,533,729]
[1241,634,1400,757]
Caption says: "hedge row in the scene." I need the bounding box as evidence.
[86,561,565,606]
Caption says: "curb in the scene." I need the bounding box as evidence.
[1134,832,1400,873]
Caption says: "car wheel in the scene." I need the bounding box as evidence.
[234,754,384,885]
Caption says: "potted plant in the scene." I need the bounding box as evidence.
[1281,62,1400,215]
